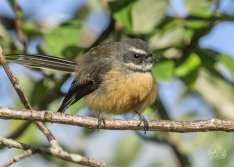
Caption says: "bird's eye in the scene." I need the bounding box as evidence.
[133,54,140,59]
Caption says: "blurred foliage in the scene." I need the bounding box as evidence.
[42,21,82,56]
[217,54,234,74]
[1,0,234,167]
[153,60,175,82]
[111,135,140,166]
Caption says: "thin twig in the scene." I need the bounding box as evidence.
[13,0,26,50]
[1,149,35,167]
[0,136,112,167]
[150,100,191,167]
[0,47,56,144]
[1,108,234,132]
[3,14,115,140]
[6,74,69,140]
[1,46,111,166]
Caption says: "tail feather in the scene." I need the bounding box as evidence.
[5,54,77,73]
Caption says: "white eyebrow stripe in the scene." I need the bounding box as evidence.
[125,62,153,71]
[128,47,147,54]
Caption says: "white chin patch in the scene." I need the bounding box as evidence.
[128,47,147,54]
[125,63,152,71]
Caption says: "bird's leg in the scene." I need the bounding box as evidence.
[136,112,149,134]
[97,111,106,131]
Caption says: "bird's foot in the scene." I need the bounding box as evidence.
[136,112,149,134]
[97,111,106,131]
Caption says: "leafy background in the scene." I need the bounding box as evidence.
[0,0,234,166]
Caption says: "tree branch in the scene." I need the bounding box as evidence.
[2,14,115,141]
[0,136,112,167]
[1,149,35,167]
[13,0,27,50]
[1,108,234,132]
[0,47,56,144]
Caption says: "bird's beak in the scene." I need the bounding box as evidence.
[146,56,156,63]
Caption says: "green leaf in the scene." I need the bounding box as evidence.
[182,20,208,29]
[175,53,201,86]
[149,25,184,49]
[109,0,135,12]
[42,20,82,56]
[184,0,212,17]
[175,53,201,77]
[131,0,168,34]
[109,0,136,31]
[217,54,234,74]
[152,60,174,82]
[22,21,43,36]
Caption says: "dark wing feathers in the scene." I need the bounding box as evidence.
[57,79,99,113]
[57,45,112,113]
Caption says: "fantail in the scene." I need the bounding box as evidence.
[5,38,157,132]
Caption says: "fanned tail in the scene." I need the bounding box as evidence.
[5,54,77,73]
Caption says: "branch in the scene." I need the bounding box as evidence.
[3,14,115,141]
[1,108,234,132]
[0,136,112,167]
[13,0,26,50]
[0,47,56,144]
[1,149,35,167]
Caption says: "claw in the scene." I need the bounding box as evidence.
[137,112,149,134]
[97,111,106,131]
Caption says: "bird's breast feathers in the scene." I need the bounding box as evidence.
[85,68,157,114]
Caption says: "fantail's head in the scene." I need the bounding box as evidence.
[116,39,155,73]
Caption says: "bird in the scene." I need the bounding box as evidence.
[5,38,157,132]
